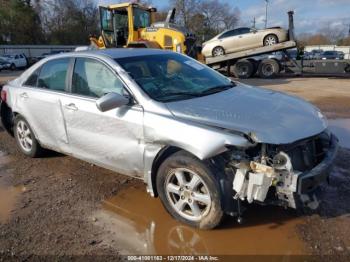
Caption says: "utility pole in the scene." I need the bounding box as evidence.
[252,17,256,28]
[264,0,269,28]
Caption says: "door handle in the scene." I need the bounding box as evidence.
[20,92,28,99]
[65,103,78,111]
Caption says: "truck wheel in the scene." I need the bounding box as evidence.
[14,115,43,158]
[345,64,350,73]
[212,46,225,57]
[264,34,279,46]
[231,59,255,78]
[156,151,224,229]
[258,59,280,78]
[10,64,16,71]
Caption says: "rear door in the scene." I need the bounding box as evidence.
[60,57,144,177]
[15,58,71,151]
[234,28,256,51]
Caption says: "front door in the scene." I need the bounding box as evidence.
[61,57,144,177]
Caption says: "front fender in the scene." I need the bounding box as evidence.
[142,111,253,196]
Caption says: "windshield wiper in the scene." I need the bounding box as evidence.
[199,84,235,95]
[158,92,204,102]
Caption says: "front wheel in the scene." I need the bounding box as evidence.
[10,63,16,71]
[264,34,279,46]
[156,151,224,229]
[212,46,225,57]
[14,115,43,157]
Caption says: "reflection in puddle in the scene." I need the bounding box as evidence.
[329,118,350,149]
[94,185,307,255]
[0,151,24,223]
[0,184,25,223]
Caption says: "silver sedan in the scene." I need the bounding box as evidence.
[202,27,288,58]
[1,49,337,229]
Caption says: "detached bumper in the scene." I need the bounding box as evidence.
[297,134,338,194]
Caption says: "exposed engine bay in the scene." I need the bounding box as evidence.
[225,131,335,210]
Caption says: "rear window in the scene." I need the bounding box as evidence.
[24,68,41,87]
[37,58,70,91]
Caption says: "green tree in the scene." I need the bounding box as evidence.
[37,0,99,45]
[0,0,44,44]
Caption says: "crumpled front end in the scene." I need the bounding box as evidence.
[225,131,338,210]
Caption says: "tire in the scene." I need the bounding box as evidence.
[231,59,255,79]
[10,63,16,71]
[263,34,279,46]
[212,46,225,57]
[14,115,43,157]
[258,59,280,78]
[156,151,224,229]
[345,64,350,73]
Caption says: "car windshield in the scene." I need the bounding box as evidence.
[115,53,235,102]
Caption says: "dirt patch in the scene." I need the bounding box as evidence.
[312,97,350,119]
[0,126,131,258]
[298,148,350,259]
[240,77,350,119]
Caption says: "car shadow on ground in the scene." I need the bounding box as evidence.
[0,126,64,159]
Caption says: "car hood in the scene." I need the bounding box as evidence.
[165,84,327,144]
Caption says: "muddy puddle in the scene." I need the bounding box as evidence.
[0,150,24,223]
[329,118,350,149]
[94,185,307,255]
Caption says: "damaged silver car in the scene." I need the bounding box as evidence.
[0,49,338,229]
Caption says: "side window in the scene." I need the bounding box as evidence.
[37,58,70,91]
[219,29,238,39]
[239,28,251,34]
[72,58,125,98]
[24,68,41,87]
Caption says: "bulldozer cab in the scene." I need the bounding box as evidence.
[99,3,156,48]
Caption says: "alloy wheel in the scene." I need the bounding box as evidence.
[16,120,33,152]
[165,168,212,222]
[265,36,277,46]
[213,47,225,57]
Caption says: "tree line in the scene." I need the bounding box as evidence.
[0,0,349,46]
[0,0,99,45]
[0,0,240,45]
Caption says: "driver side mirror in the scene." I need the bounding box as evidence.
[96,92,130,112]
[251,28,258,33]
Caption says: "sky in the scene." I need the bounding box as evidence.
[100,0,350,35]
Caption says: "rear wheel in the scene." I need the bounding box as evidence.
[263,34,279,46]
[10,63,16,71]
[14,115,43,157]
[212,46,225,57]
[156,151,224,229]
[258,59,280,78]
[231,59,255,78]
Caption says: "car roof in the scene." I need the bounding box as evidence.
[69,48,175,59]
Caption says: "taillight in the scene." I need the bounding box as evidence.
[1,90,7,103]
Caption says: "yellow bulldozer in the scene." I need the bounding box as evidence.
[90,2,198,58]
